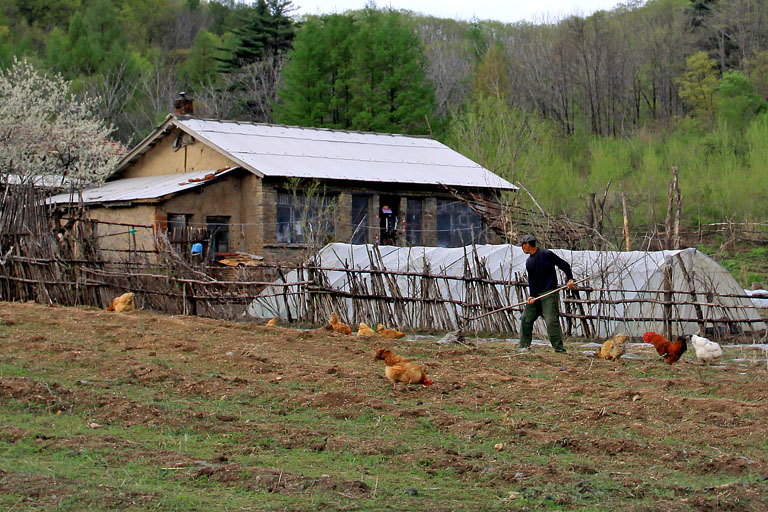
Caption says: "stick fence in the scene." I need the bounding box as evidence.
[1,183,766,340]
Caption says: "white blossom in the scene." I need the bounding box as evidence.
[0,58,122,186]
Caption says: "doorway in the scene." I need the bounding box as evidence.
[379,196,399,245]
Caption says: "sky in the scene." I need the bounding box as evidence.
[291,0,630,24]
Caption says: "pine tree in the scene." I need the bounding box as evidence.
[349,8,433,133]
[275,14,354,128]
[216,0,295,72]
[65,12,99,75]
[275,8,434,134]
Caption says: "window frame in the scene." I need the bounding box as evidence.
[436,199,486,247]
[276,192,337,244]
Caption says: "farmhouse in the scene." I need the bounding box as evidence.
[48,96,516,262]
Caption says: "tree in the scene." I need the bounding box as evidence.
[275,14,354,128]
[60,12,99,75]
[215,0,295,72]
[416,17,474,122]
[179,30,224,87]
[676,50,719,122]
[706,0,766,71]
[275,8,434,134]
[15,0,79,28]
[207,0,295,121]
[348,7,434,133]
[747,50,768,100]
[717,70,767,132]
[444,94,553,186]
[0,58,121,185]
[474,45,510,100]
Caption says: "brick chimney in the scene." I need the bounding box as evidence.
[173,92,194,116]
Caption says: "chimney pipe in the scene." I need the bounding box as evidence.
[173,92,194,116]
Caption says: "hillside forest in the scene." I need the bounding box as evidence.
[2,0,768,238]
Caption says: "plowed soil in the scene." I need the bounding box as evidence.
[1,301,767,511]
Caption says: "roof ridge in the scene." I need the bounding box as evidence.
[175,115,434,139]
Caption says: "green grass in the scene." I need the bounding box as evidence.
[699,243,768,288]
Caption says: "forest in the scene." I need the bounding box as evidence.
[2,0,768,235]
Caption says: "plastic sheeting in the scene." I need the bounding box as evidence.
[248,243,766,338]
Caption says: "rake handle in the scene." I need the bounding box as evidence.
[463,276,591,323]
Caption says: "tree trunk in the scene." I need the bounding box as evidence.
[665,166,682,249]
[622,192,631,251]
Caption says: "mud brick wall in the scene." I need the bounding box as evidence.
[259,179,502,264]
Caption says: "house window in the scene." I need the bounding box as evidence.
[436,199,486,247]
[406,198,422,246]
[350,194,369,244]
[206,216,230,254]
[276,193,336,244]
[167,213,191,242]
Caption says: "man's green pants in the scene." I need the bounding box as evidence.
[519,292,566,352]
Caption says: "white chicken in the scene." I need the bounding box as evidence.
[691,334,723,364]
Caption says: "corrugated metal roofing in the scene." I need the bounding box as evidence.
[174,118,517,190]
[47,167,240,205]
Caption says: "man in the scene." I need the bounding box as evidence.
[518,234,575,353]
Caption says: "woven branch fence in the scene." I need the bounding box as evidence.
[3,249,764,341]
[1,184,766,340]
[249,245,766,341]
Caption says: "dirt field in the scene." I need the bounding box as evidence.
[1,301,767,511]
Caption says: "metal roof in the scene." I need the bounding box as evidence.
[48,167,240,205]
[170,118,516,190]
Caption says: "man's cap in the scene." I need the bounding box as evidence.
[520,234,536,246]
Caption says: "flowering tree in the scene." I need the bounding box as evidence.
[0,58,122,186]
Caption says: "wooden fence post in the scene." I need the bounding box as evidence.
[621,192,631,251]
[675,253,705,335]
[666,166,682,250]
[663,263,674,340]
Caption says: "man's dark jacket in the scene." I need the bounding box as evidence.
[525,248,573,297]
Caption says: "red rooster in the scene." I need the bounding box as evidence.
[643,332,687,365]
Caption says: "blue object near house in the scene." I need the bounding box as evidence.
[191,243,203,256]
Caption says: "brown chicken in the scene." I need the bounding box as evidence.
[266,317,278,327]
[643,331,687,364]
[374,348,433,388]
[376,323,405,339]
[597,334,628,361]
[356,322,375,338]
[328,312,352,335]
[106,292,134,312]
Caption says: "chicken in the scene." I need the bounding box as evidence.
[597,334,628,361]
[328,312,352,335]
[376,323,405,339]
[266,317,278,327]
[374,348,433,389]
[691,334,723,364]
[356,322,375,338]
[643,331,687,364]
[106,292,134,312]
